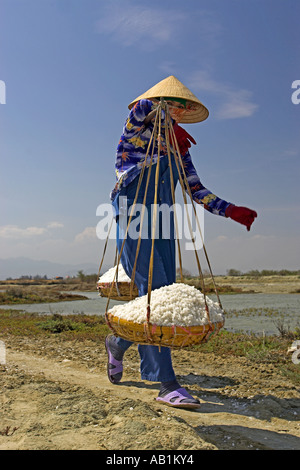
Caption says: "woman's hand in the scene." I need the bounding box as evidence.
[144,109,157,125]
[225,204,257,231]
[171,123,196,155]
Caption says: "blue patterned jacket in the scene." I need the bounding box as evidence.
[111,99,231,216]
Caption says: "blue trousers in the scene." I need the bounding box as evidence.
[112,156,179,382]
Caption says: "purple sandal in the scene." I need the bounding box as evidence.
[105,335,123,384]
[156,387,201,409]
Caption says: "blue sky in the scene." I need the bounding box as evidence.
[0,0,299,276]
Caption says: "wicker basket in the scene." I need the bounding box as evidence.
[106,311,224,348]
[97,281,139,301]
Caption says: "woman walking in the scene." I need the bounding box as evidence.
[105,76,257,409]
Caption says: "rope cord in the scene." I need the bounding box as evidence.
[167,114,223,310]
[103,100,221,333]
[104,106,161,319]
[129,113,159,299]
[97,217,114,279]
[163,103,184,283]
[146,106,163,326]
[164,110,210,321]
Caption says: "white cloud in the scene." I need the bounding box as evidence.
[96,3,186,47]
[74,226,97,243]
[0,224,103,265]
[96,4,223,54]
[0,221,64,240]
[0,225,47,239]
[282,149,299,157]
[216,235,228,241]
[47,221,64,229]
[189,70,258,120]
[216,89,258,119]
[251,234,276,240]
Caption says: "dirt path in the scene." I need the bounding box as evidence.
[1,336,299,450]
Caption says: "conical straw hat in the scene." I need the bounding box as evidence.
[128,75,209,124]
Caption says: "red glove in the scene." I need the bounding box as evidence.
[171,123,196,155]
[225,204,257,231]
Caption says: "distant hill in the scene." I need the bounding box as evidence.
[0,257,103,280]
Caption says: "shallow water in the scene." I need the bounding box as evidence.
[1,291,299,336]
[212,293,300,335]
[0,291,125,316]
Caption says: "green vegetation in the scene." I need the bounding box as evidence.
[1,309,298,346]
[180,278,249,294]
[1,309,299,384]
[226,268,300,277]
[196,327,300,357]
[38,313,108,337]
[0,287,88,304]
[195,327,300,386]
[0,309,108,340]
[76,270,98,283]
[3,270,98,284]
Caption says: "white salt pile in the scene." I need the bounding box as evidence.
[98,264,131,283]
[109,283,224,327]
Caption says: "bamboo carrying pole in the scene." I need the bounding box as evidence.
[104,107,160,331]
[167,113,223,310]
[104,100,222,338]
